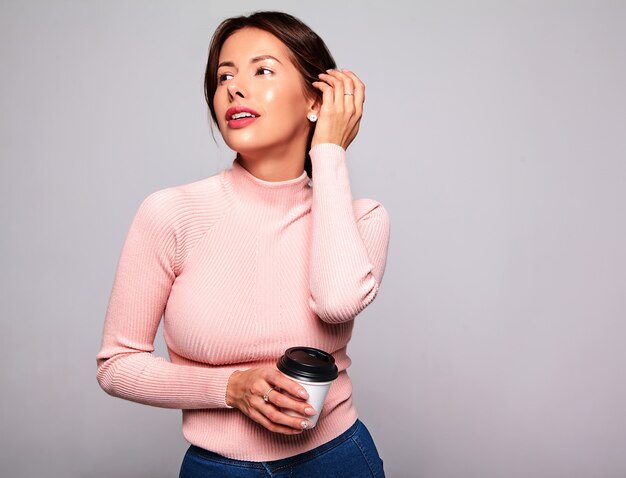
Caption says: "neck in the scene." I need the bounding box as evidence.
[235,138,308,182]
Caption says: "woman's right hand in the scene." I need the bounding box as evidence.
[226,366,317,435]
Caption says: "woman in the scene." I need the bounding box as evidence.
[97,11,390,477]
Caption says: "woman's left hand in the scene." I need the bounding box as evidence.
[311,69,365,150]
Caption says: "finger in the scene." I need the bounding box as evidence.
[241,375,310,433]
[317,72,342,109]
[248,404,305,435]
[325,69,356,109]
[258,398,313,431]
[266,389,316,417]
[318,71,345,109]
[325,68,355,93]
[335,69,357,101]
[341,69,365,113]
[270,368,311,400]
[335,72,359,125]
[340,69,363,92]
[312,80,334,115]
[256,392,313,430]
[336,70,364,146]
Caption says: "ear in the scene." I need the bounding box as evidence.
[306,92,321,118]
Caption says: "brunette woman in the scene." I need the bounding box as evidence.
[97,11,390,477]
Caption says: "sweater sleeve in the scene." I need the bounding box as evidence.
[96,190,236,409]
[308,143,391,323]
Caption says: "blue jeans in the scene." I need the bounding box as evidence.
[179,420,385,477]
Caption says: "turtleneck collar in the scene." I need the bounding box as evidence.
[224,159,312,214]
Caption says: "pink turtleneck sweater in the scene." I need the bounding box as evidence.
[97,144,390,461]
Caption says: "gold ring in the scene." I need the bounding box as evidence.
[344,92,354,96]
[263,387,274,403]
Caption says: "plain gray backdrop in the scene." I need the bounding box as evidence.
[1,1,625,477]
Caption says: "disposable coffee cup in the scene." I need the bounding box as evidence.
[277,346,338,428]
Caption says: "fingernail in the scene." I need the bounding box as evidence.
[300,420,310,429]
[298,389,309,399]
[305,407,316,416]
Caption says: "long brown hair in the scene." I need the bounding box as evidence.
[204,11,337,177]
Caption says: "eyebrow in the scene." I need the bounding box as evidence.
[217,55,282,69]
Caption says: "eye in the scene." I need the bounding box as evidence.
[218,72,233,83]
[256,67,273,76]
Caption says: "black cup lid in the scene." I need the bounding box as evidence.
[277,347,338,382]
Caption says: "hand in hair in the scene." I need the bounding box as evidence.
[311,69,365,150]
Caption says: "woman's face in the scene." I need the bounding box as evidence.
[214,28,313,160]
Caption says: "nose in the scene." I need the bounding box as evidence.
[227,81,246,101]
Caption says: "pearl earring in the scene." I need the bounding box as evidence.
[307,113,318,122]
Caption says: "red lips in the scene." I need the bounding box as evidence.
[225,106,261,129]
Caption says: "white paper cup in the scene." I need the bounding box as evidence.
[279,375,333,427]
[276,347,338,428]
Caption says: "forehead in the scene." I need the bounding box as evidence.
[218,27,292,63]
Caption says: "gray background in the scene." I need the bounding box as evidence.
[1,1,625,477]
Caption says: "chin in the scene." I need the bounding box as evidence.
[224,140,264,156]
[222,131,258,150]
[224,135,284,158]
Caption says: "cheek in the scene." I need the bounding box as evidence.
[260,86,294,119]
[260,86,276,105]
[262,86,306,117]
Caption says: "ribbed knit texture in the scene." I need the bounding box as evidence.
[97,143,390,461]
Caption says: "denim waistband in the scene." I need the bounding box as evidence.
[188,419,361,472]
